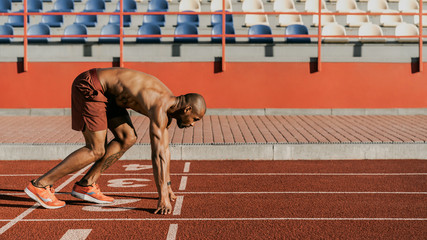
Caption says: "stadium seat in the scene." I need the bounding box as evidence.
[5,10,29,27]
[248,24,273,43]
[174,23,198,43]
[27,0,43,12]
[148,0,168,12]
[61,23,87,43]
[99,24,121,43]
[274,0,296,12]
[84,0,105,12]
[305,0,327,12]
[244,14,269,27]
[41,10,63,28]
[278,11,303,27]
[211,10,233,26]
[179,0,201,12]
[136,23,161,43]
[116,0,137,12]
[27,23,50,43]
[210,0,232,12]
[53,0,73,12]
[414,10,427,26]
[242,0,264,12]
[312,11,336,27]
[0,0,11,13]
[75,11,98,27]
[395,22,419,42]
[285,24,311,43]
[367,0,388,13]
[143,14,166,27]
[346,9,370,27]
[0,24,13,43]
[177,11,199,27]
[109,11,131,27]
[380,9,403,27]
[335,0,360,12]
[358,22,385,42]
[398,0,419,13]
[211,22,236,43]
[322,23,348,43]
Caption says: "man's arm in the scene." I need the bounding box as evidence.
[149,112,172,215]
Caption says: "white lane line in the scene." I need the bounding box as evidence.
[1,173,427,177]
[9,217,427,222]
[60,229,92,240]
[183,162,191,173]
[0,164,92,235]
[166,224,178,240]
[4,191,427,196]
[179,176,188,191]
[173,196,184,215]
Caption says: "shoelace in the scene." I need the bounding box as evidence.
[44,186,59,201]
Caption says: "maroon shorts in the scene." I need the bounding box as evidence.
[71,69,129,132]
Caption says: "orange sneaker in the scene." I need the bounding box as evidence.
[71,183,114,204]
[24,181,66,209]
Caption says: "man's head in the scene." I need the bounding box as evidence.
[174,93,206,129]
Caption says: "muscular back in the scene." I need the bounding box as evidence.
[97,68,175,118]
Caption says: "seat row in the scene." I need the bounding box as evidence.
[0,21,421,43]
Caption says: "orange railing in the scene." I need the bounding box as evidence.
[0,0,426,72]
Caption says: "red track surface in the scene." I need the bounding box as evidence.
[0,160,426,239]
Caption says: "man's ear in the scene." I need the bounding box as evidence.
[184,105,192,113]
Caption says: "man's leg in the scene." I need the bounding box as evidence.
[76,115,137,186]
[33,128,107,188]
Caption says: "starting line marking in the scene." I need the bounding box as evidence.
[179,176,188,191]
[183,162,191,173]
[60,229,92,240]
[173,196,184,215]
[0,164,92,235]
[166,224,178,240]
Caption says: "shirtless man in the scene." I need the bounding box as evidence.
[24,67,206,214]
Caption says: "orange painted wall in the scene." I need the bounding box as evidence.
[0,62,426,108]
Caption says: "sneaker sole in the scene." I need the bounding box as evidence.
[71,190,114,204]
[24,187,65,209]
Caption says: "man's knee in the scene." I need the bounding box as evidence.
[121,132,137,150]
[91,146,106,160]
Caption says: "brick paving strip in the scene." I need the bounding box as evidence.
[0,115,426,160]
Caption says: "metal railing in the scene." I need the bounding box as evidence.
[0,0,425,72]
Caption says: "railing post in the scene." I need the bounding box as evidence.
[120,0,124,67]
[419,0,423,72]
[23,0,28,72]
[317,0,322,72]
[221,0,226,71]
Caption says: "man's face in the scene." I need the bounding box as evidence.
[176,107,204,129]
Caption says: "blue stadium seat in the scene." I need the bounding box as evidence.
[11,0,21,2]
[143,14,165,27]
[211,23,235,43]
[0,0,11,13]
[148,0,168,12]
[99,24,121,43]
[285,24,311,43]
[27,0,43,12]
[41,10,63,27]
[27,23,50,43]
[116,0,136,12]
[174,23,198,43]
[248,24,273,43]
[109,11,131,27]
[177,11,199,27]
[75,11,98,27]
[136,23,161,43]
[84,0,105,12]
[5,10,29,27]
[0,24,13,43]
[211,10,233,26]
[61,23,87,43]
[42,0,52,2]
[53,0,73,12]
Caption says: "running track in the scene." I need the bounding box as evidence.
[0,160,426,239]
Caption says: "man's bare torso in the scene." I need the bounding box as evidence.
[96,68,175,117]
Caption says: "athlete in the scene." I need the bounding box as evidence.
[24,67,206,214]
